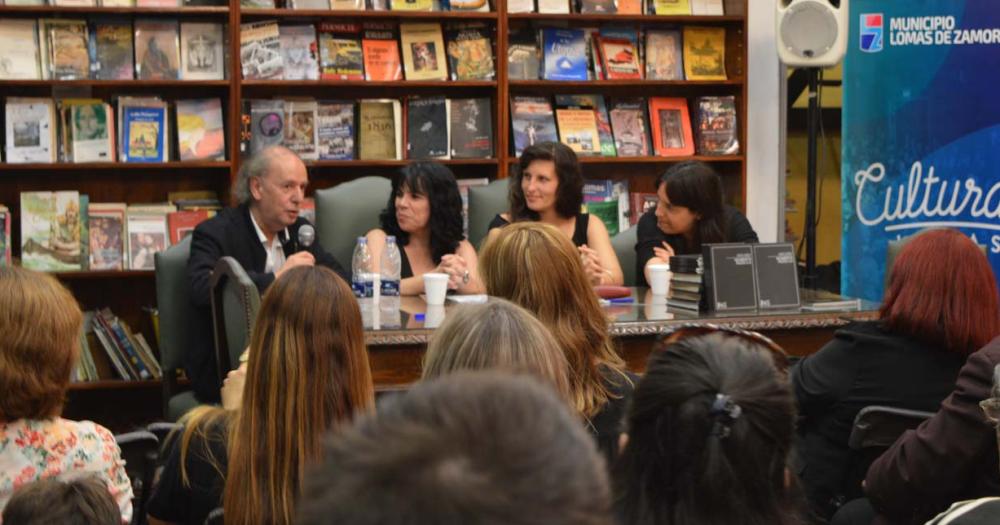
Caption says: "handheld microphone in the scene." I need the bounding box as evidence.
[298,223,316,250]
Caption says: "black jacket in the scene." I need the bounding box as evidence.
[186,204,347,402]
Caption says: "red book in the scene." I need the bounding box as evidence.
[167,210,211,246]
[629,192,658,225]
[648,97,694,157]
[599,36,641,80]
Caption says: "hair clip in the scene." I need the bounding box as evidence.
[709,393,742,439]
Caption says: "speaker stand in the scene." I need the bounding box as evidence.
[803,67,820,290]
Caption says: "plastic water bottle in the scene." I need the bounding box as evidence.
[378,236,402,328]
[351,237,374,326]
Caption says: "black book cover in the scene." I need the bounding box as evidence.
[407,96,449,159]
[702,243,757,312]
[449,98,493,159]
[753,243,800,310]
[694,95,739,155]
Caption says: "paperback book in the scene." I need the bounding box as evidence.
[608,98,651,157]
[400,23,447,81]
[88,203,127,270]
[362,23,402,81]
[176,98,226,161]
[20,191,82,271]
[180,22,225,80]
[509,95,557,156]
[407,96,449,159]
[279,25,320,80]
[284,99,320,160]
[90,21,134,80]
[445,24,494,81]
[541,28,587,81]
[317,101,355,160]
[449,97,492,159]
[0,19,41,79]
[4,97,57,163]
[240,21,283,80]
[134,20,180,80]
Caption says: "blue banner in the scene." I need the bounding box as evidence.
[842,0,1000,302]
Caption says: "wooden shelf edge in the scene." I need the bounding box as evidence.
[0,80,229,87]
[0,5,228,14]
[240,7,497,18]
[507,13,744,22]
[0,161,231,170]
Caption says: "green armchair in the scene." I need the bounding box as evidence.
[209,257,260,380]
[153,236,200,421]
[314,176,392,270]
[467,178,509,249]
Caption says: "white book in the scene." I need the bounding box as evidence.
[292,0,330,7]
[126,207,173,270]
[0,19,40,80]
[71,103,114,163]
[3,0,46,5]
[279,25,320,80]
[536,0,568,13]
[283,99,320,160]
[180,23,225,80]
[690,0,723,15]
[100,0,136,6]
[5,98,56,163]
[53,0,96,6]
[506,0,533,12]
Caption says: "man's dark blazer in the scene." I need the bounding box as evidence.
[185,203,348,403]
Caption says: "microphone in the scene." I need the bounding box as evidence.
[298,223,315,250]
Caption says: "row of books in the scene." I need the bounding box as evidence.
[240,21,493,82]
[242,0,489,11]
[0,18,226,81]
[509,25,725,81]
[75,308,163,382]
[2,96,224,163]
[510,94,738,159]
[510,0,725,15]
[1,0,222,7]
[243,96,493,160]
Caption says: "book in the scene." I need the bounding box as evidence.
[449,98,492,159]
[586,200,619,236]
[616,0,641,14]
[541,28,587,81]
[0,205,9,266]
[0,19,41,80]
[136,0,179,6]
[279,25,320,81]
[241,0,275,8]
[555,107,600,156]
[653,0,688,14]
[70,101,114,162]
[362,24,402,81]
[598,36,641,79]
[683,26,726,80]
[629,192,657,224]
[102,0,135,5]
[509,95,557,156]
[291,0,329,7]
[126,205,174,270]
[445,24,495,81]
[167,209,211,245]
[645,29,683,80]
[176,98,225,161]
[407,96,449,159]
[134,19,180,80]
[318,23,364,80]
[506,0,533,13]
[507,29,539,80]
[3,0,45,4]
[578,0,614,13]
[702,243,757,312]
[391,0,435,9]
[121,102,168,162]
[555,95,615,157]
[283,99,319,160]
[690,0,722,15]
[180,22,225,80]
[46,19,90,80]
[449,0,489,11]
[317,101,355,160]
[88,203,127,270]
[240,21,283,80]
[456,178,488,236]
[537,0,568,13]
[90,20,134,80]
[4,97,57,163]
[53,0,94,5]
[608,98,651,157]
[330,0,364,9]
[752,243,800,310]
[694,95,739,155]
[20,191,82,271]
[250,99,285,155]
[583,179,628,233]
[399,23,447,81]
[648,97,694,157]
[357,99,402,160]
[79,195,90,270]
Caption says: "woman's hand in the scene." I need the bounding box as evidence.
[652,241,675,263]
[435,254,469,290]
[221,363,247,411]
[579,245,609,285]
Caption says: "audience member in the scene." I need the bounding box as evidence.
[793,229,1000,520]
[615,331,805,525]
[422,299,571,401]
[297,371,613,525]
[2,475,121,525]
[367,161,484,295]
[0,267,133,522]
[635,161,757,287]
[147,266,374,525]
[487,141,623,285]
[480,222,634,459]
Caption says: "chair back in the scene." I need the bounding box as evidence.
[314,176,392,270]
[612,227,638,286]
[848,405,935,450]
[209,257,261,381]
[467,178,509,248]
[114,430,159,525]
[154,237,199,421]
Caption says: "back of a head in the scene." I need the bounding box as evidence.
[615,333,800,525]
[2,475,121,525]
[297,371,613,525]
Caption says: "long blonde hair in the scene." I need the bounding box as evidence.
[479,222,627,418]
[180,266,375,525]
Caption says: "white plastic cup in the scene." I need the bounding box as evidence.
[648,264,670,296]
[424,304,446,328]
[423,272,449,306]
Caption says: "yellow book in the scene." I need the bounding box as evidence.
[683,26,727,81]
[391,0,434,11]
[653,0,689,15]
[555,108,601,156]
[399,23,447,81]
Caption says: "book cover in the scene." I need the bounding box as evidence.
[536,0,567,13]
[683,26,726,80]
[239,99,252,158]
[400,23,447,81]
[70,102,113,162]
[126,209,171,270]
[555,94,615,156]
[136,0,180,6]
[102,0,135,5]
[362,25,402,81]
[752,243,800,310]
[598,36,640,79]
[407,96,449,159]
[0,205,9,266]
[694,95,739,155]
[455,178,488,236]
[702,243,757,312]
[250,99,285,155]
[578,0,614,14]
[134,20,180,80]
[0,19,40,80]
[292,0,329,7]
[3,0,45,4]
[446,24,495,81]
[645,29,683,80]
[330,0,364,9]
[629,192,657,225]
[506,0,533,12]
[690,0,722,15]
[90,21,133,80]
[4,97,57,163]
[241,0,275,9]
[20,191,82,271]
[653,0,688,14]
[608,98,650,157]
[555,107,600,156]
[391,0,434,11]
[283,99,320,160]
[509,95,557,156]
[449,0,489,11]
[88,203,126,270]
[586,199,619,236]
[122,105,167,162]
[167,209,210,245]
[80,194,90,271]
[279,25,320,80]
[616,0,641,14]
[176,98,226,161]
[541,28,587,81]
[48,20,90,80]
[648,97,694,157]
[449,97,492,159]
[180,22,225,80]
[507,29,539,80]
[240,21,283,80]
[358,99,401,160]
[318,23,364,80]
[317,101,355,160]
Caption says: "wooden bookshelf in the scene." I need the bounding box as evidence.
[506,12,744,22]
[239,7,498,18]
[0,5,228,14]
[0,161,231,170]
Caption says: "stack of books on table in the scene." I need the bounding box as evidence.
[667,254,702,313]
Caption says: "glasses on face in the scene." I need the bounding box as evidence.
[655,323,790,373]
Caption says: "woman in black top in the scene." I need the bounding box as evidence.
[488,141,623,286]
[635,161,758,287]
[367,162,484,295]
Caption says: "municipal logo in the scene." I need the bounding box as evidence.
[861,13,884,53]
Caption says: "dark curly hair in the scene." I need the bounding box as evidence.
[659,161,727,252]
[379,162,465,264]
[509,142,584,221]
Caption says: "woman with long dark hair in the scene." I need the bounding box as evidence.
[635,161,757,287]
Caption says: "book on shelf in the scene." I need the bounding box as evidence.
[648,96,693,157]
[541,28,587,81]
[318,23,364,80]
[45,19,90,80]
[103,0,136,6]
[362,23,403,81]
[598,36,641,80]
[652,0,689,15]
[694,95,739,155]
[317,100,356,160]
[3,0,46,5]
[449,97,492,159]
[0,19,41,80]
[66,100,115,163]
[683,26,726,81]
[507,29,539,80]
[578,0,614,14]
[136,0,180,6]
[537,0,568,14]
[599,26,642,73]
[445,23,495,81]
[283,99,320,160]
[167,209,213,245]
[449,0,490,11]
[390,0,435,11]
[249,99,285,155]
[645,29,683,81]
[180,22,225,81]
[240,20,283,80]
[126,204,174,271]
[608,98,651,157]
[89,20,134,81]
[509,95,558,157]
[690,0,723,15]
[134,19,180,80]
[407,96,450,160]
[4,97,57,163]
[88,202,127,270]
[119,97,169,162]
[555,95,615,156]
[506,0,534,13]
[555,106,600,157]
[399,23,447,81]
[330,0,365,9]
[616,0,642,14]
[357,99,402,160]
[291,0,331,8]
[583,179,628,234]
[20,191,82,272]
[585,199,620,236]
[455,178,488,236]
[86,311,132,380]
[241,0,276,9]
[629,192,657,225]
[79,195,90,270]
[279,24,320,81]
[176,98,225,161]
[0,205,10,267]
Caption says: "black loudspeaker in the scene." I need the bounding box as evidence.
[776,0,849,67]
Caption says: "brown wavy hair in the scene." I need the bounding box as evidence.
[179,266,375,525]
[479,222,628,418]
[509,141,584,221]
[0,266,82,421]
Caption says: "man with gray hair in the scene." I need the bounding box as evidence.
[186,146,346,403]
